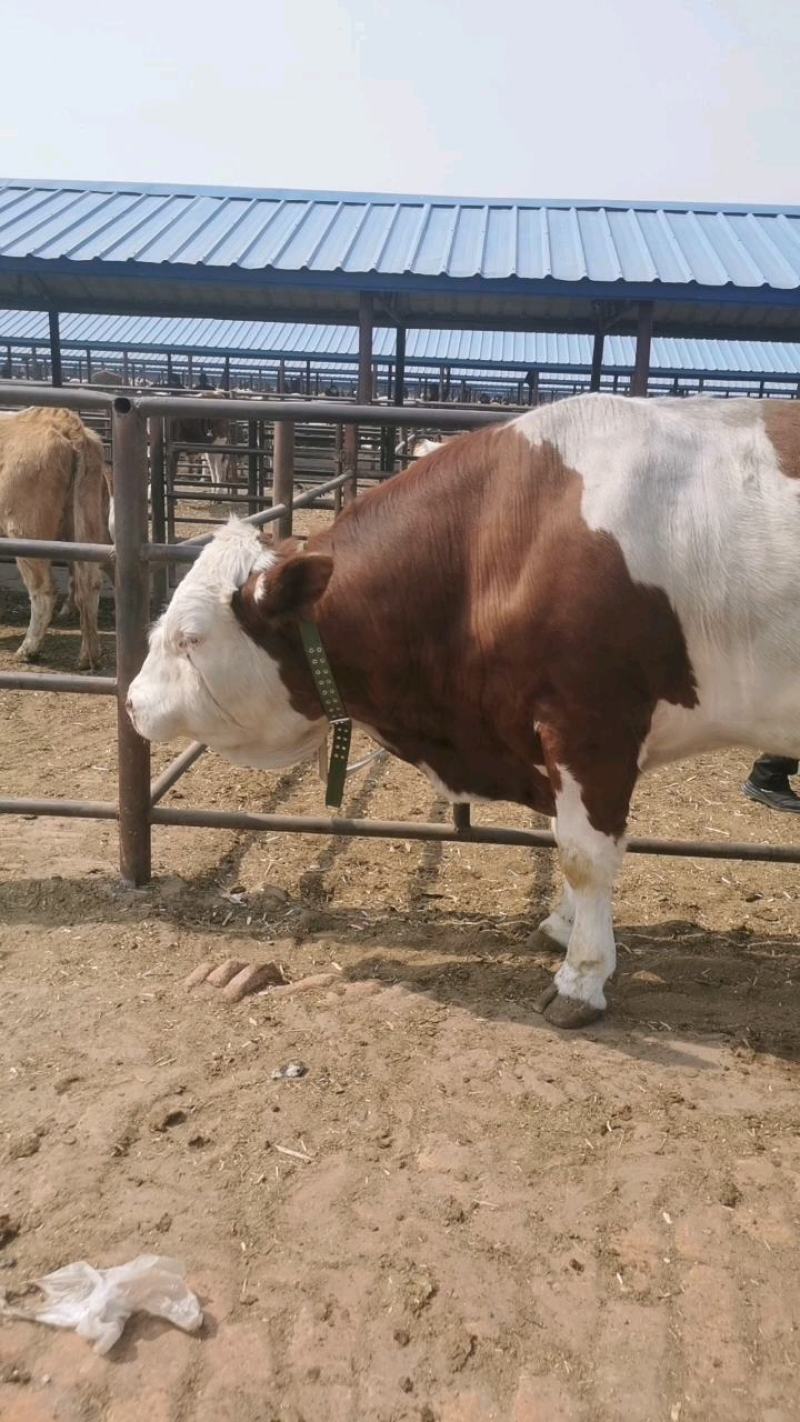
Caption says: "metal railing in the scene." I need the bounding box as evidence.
[1,381,799,883]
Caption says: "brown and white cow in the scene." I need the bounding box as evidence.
[127,394,800,1026]
[0,407,111,668]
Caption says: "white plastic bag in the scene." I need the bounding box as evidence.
[0,1254,203,1354]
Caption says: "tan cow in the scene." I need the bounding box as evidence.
[0,408,110,668]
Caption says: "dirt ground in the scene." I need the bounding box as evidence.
[2,571,800,1422]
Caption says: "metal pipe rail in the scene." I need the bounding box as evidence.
[0,538,113,563]
[134,394,510,430]
[0,672,116,695]
[0,793,799,864]
[147,470,354,561]
[150,741,206,806]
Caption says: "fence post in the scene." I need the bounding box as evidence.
[273,419,295,540]
[247,419,259,516]
[148,417,168,612]
[112,398,152,887]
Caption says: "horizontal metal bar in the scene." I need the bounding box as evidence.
[167,488,269,505]
[148,805,800,864]
[0,671,116,695]
[0,382,115,411]
[170,441,264,456]
[150,741,206,806]
[0,537,113,563]
[147,470,353,560]
[0,797,119,820]
[134,394,509,430]
[0,794,796,863]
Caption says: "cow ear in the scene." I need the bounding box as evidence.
[250,551,333,622]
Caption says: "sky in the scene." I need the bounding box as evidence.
[2,0,799,205]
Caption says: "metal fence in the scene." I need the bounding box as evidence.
[1,381,799,884]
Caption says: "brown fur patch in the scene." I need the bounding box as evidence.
[763,402,800,479]
[235,424,697,835]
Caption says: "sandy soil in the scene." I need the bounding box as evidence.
[2,566,800,1421]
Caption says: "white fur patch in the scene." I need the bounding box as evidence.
[549,765,625,1009]
[516,395,800,767]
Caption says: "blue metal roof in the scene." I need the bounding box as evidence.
[1,308,798,381]
[0,178,798,284]
[1,179,799,338]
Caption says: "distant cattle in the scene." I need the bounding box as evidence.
[169,394,234,488]
[0,408,111,668]
[127,394,800,1027]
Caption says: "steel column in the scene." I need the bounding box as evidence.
[343,293,373,507]
[148,417,168,611]
[48,312,62,388]
[247,419,259,516]
[112,399,152,886]
[631,302,654,397]
[273,419,295,539]
[589,327,605,392]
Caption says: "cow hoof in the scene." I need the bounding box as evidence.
[533,981,559,1014]
[544,993,605,1030]
[14,645,37,663]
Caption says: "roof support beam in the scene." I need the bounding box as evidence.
[589,327,604,392]
[48,310,62,387]
[631,301,654,396]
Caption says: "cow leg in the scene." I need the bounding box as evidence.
[72,560,103,670]
[536,751,636,1029]
[57,571,77,622]
[537,879,575,948]
[15,558,58,661]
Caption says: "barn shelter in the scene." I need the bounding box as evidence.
[2,310,800,401]
[1,179,800,400]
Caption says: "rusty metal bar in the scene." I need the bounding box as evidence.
[48,311,62,388]
[142,807,800,864]
[0,671,116,695]
[0,791,798,864]
[112,398,151,886]
[273,419,295,539]
[0,798,119,820]
[0,537,113,562]
[150,741,206,806]
[631,302,654,397]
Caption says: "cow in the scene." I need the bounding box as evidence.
[0,407,111,668]
[169,395,234,489]
[126,393,800,1028]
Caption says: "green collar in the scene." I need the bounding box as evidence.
[298,619,352,809]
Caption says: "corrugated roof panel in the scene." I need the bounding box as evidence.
[0,181,799,314]
[1,306,799,379]
[546,208,587,282]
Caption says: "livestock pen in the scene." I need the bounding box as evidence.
[4,382,800,1422]
[2,383,800,884]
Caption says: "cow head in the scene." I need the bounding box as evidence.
[126,520,332,769]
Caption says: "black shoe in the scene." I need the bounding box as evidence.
[743,781,800,813]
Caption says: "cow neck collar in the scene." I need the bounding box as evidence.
[298,618,352,810]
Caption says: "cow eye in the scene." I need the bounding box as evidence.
[178,631,203,654]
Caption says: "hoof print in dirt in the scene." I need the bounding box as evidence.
[534,982,605,1029]
[184,957,287,1001]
